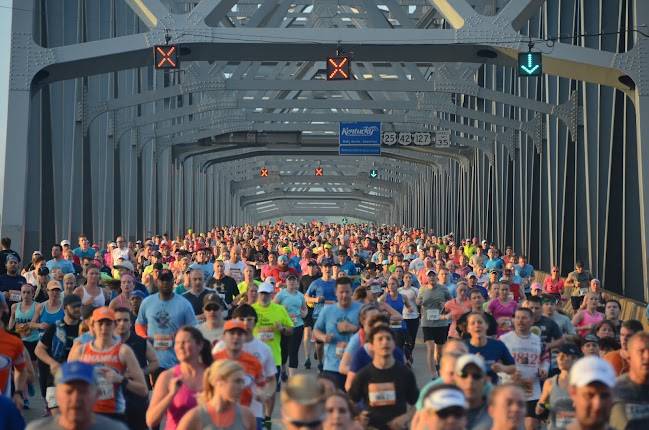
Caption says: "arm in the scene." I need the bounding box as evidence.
[571,310,584,327]
[146,370,180,428]
[30,303,48,330]
[119,345,149,397]
[176,407,200,430]
[8,303,16,330]
[344,370,356,392]
[35,340,60,372]
[143,341,160,377]
[535,379,553,416]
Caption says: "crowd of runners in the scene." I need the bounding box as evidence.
[0,223,647,430]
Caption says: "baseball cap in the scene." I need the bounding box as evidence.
[455,354,487,374]
[63,294,82,307]
[531,283,542,291]
[569,356,616,388]
[307,259,318,266]
[582,334,599,344]
[114,260,135,272]
[60,240,71,247]
[422,385,468,412]
[467,272,477,279]
[223,320,248,332]
[92,306,116,322]
[151,251,162,258]
[286,274,298,281]
[426,269,436,276]
[203,293,222,308]
[6,255,19,263]
[32,250,42,256]
[37,267,50,276]
[258,282,274,294]
[131,290,147,300]
[278,255,289,263]
[55,361,96,385]
[281,374,324,406]
[558,343,581,357]
[320,260,332,267]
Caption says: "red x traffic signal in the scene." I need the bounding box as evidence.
[326,56,351,80]
[315,167,324,176]
[260,168,269,177]
[154,45,179,69]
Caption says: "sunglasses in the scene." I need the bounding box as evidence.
[204,304,221,312]
[287,418,323,428]
[459,371,483,380]
[48,288,62,292]
[437,407,466,419]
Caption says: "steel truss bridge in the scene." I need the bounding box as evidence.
[1,0,649,301]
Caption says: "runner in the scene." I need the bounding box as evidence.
[274,274,307,378]
[417,269,452,377]
[197,293,225,345]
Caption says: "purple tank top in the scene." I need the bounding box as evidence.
[165,365,199,430]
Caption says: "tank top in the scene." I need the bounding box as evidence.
[82,286,106,307]
[112,247,130,262]
[576,310,603,336]
[15,302,40,342]
[40,303,64,327]
[384,293,406,330]
[548,375,575,430]
[79,341,126,414]
[197,405,247,430]
[165,365,199,430]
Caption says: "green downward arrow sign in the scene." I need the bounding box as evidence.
[369,169,378,178]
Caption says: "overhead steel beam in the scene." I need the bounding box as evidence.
[230,174,404,194]
[240,191,393,208]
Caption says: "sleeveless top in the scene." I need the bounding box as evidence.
[40,303,65,327]
[112,247,130,262]
[548,375,575,430]
[165,365,199,430]
[576,310,603,336]
[384,293,406,330]
[15,302,40,342]
[79,341,126,414]
[82,286,106,307]
[197,404,247,430]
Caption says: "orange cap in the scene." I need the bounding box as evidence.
[223,320,247,332]
[92,306,116,322]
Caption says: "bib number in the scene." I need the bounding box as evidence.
[95,369,115,401]
[45,386,58,409]
[153,334,174,350]
[9,290,21,302]
[335,342,347,359]
[368,383,396,406]
[426,309,440,321]
[258,329,274,342]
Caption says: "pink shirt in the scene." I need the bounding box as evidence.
[488,299,517,335]
[543,277,564,295]
[576,310,604,337]
[444,299,471,338]
[165,365,199,430]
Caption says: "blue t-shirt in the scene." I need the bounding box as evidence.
[344,332,362,357]
[515,263,534,279]
[275,289,306,327]
[340,260,358,277]
[384,293,406,330]
[306,278,337,319]
[46,258,75,274]
[485,258,504,274]
[72,247,96,260]
[136,293,197,369]
[465,338,515,383]
[189,262,214,279]
[350,344,405,372]
[314,302,362,372]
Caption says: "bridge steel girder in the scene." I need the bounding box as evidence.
[240,191,393,209]
[230,174,404,195]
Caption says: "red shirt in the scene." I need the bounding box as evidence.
[212,350,264,406]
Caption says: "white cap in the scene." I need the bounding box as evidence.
[422,386,467,412]
[454,354,487,374]
[60,240,71,247]
[569,356,616,388]
[258,282,274,294]
[114,260,135,272]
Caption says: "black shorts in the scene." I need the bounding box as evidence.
[526,400,541,419]
[303,307,315,328]
[422,326,449,344]
[275,366,282,392]
[23,340,37,361]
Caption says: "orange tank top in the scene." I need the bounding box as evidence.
[80,341,126,414]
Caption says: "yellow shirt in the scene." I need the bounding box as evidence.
[252,302,294,365]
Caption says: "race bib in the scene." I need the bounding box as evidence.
[368,382,396,406]
[335,342,347,359]
[96,370,115,401]
[426,309,440,321]
[389,321,403,329]
[555,411,575,428]
[625,403,649,420]
[258,329,274,342]
[9,290,21,302]
[45,386,58,409]
[153,334,174,350]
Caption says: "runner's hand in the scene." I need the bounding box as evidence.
[168,376,183,395]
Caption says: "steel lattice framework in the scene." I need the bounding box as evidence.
[1,0,648,300]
